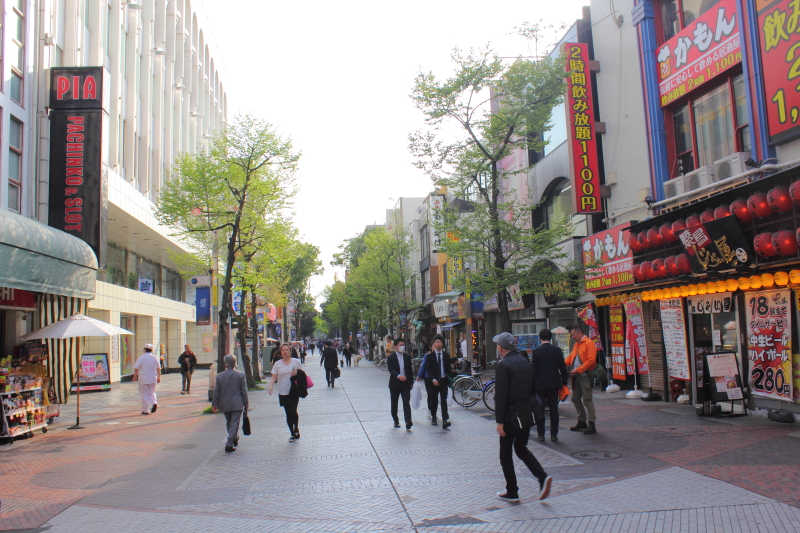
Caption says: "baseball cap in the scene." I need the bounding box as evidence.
[492,332,516,350]
[144,343,154,350]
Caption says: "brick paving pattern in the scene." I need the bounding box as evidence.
[1,351,799,532]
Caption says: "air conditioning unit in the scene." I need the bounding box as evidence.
[663,177,684,199]
[713,152,750,181]
[682,165,714,192]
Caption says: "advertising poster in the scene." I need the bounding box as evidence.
[120,317,134,375]
[196,286,211,326]
[745,289,792,401]
[660,298,691,380]
[202,332,214,353]
[706,352,743,400]
[624,299,649,374]
[577,303,604,351]
[582,223,634,292]
[516,334,541,352]
[609,305,626,380]
[677,216,752,274]
[72,353,111,392]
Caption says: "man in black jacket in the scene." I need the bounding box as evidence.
[387,338,414,430]
[423,334,455,428]
[494,332,552,502]
[320,341,339,387]
[531,328,570,442]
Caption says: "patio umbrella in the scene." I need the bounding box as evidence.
[22,314,134,429]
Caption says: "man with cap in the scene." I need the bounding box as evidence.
[423,334,455,428]
[493,331,552,502]
[133,343,161,415]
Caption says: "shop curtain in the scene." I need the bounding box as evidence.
[37,294,88,404]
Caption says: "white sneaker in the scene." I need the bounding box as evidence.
[538,476,553,501]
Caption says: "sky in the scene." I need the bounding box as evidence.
[194,0,589,302]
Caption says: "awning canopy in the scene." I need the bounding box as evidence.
[0,209,97,300]
[440,320,463,330]
[434,291,461,301]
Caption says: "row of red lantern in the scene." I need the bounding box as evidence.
[753,230,800,257]
[630,184,800,252]
[632,254,692,281]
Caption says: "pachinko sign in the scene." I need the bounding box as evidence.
[657,0,741,106]
[565,42,602,214]
[745,289,793,401]
[582,222,633,292]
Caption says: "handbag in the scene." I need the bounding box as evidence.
[242,408,251,436]
[333,367,341,379]
[306,375,315,388]
[504,401,534,431]
[559,384,570,402]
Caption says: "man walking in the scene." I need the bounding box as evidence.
[423,334,454,428]
[133,343,160,415]
[211,354,249,453]
[178,344,197,394]
[531,329,569,442]
[493,332,552,502]
[320,341,339,387]
[565,325,598,435]
[387,338,414,430]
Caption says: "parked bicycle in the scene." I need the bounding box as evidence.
[373,353,388,371]
[451,358,500,411]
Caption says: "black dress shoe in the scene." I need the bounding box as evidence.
[431,417,438,426]
[225,445,236,453]
[393,421,401,428]
[537,434,546,442]
[150,404,158,413]
[406,421,413,430]
[442,419,451,429]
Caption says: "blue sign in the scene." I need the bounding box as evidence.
[196,286,211,325]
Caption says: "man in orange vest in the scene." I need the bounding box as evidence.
[564,325,597,435]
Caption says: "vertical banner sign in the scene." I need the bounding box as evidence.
[577,304,603,351]
[757,0,800,143]
[746,289,792,401]
[430,194,445,252]
[657,0,741,106]
[582,222,633,291]
[609,305,626,380]
[195,286,211,326]
[624,299,649,374]
[565,42,602,214]
[48,67,107,265]
[660,298,691,380]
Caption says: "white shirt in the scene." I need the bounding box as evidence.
[272,358,303,396]
[396,352,405,378]
[134,352,160,384]
[437,351,444,376]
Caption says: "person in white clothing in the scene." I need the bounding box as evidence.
[269,344,304,441]
[133,343,161,415]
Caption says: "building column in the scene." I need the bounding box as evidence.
[136,315,160,360]
[167,319,185,370]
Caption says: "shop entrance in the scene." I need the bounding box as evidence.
[688,299,741,403]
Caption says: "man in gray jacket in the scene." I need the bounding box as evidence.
[212,354,249,453]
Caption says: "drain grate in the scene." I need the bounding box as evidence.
[161,444,196,451]
[571,451,622,460]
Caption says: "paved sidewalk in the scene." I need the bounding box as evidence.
[1,353,799,532]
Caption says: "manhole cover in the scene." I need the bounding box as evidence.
[571,451,622,460]
[162,444,196,451]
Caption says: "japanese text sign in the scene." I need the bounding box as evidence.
[757,0,800,143]
[430,194,445,253]
[687,292,733,314]
[657,0,741,106]
[624,299,649,374]
[565,43,602,213]
[609,305,626,380]
[582,222,633,292]
[746,289,793,401]
[678,216,752,273]
[660,298,691,380]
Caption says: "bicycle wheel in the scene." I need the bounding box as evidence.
[483,380,496,412]
[379,359,388,371]
[452,377,480,407]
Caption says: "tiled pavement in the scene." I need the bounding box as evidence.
[2,351,800,532]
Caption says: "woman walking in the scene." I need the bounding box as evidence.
[269,344,303,441]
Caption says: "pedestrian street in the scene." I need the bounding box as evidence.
[2,353,799,533]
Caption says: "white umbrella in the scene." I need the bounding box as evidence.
[22,313,133,340]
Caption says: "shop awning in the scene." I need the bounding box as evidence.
[0,209,97,299]
[441,321,463,330]
[435,291,461,301]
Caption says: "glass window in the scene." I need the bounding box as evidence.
[7,182,20,212]
[673,104,695,175]
[10,45,22,72]
[681,0,720,26]
[9,74,21,103]
[661,0,680,41]
[9,119,21,149]
[545,181,573,229]
[693,83,735,167]
[732,73,751,154]
[8,151,20,183]
[11,10,22,43]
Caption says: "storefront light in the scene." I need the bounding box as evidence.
[761,273,775,288]
[725,279,738,292]
[749,275,763,289]
[679,286,689,297]
[774,271,789,286]
[697,284,707,295]
[654,289,664,299]
[706,282,717,294]
[671,287,681,298]
[688,284,698,296]
[715,280,727,293]
[790,270,800,285]
[738,277,751,290]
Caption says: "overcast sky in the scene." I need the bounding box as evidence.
[195,0,589,301]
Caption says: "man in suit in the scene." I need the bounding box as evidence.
[320,340,340,387]
[423,334,455,428]
[387,338,414,430]
[531,328,569,442]
[212,354,249,453]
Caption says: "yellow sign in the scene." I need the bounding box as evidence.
[212,285,218,308]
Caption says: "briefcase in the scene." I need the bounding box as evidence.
[242,408,251,436]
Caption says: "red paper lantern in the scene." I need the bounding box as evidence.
[664,256,680,276]
[790,180,800,204]
[714,205,731,219]
[628,232,643,252]
[651,258,667,278]
[641,260,655,279]
[772,230,797,256]
[686,214,702,227]
[700,208,715,223]
[638,231,652,249]
[672,219,686,235]
[730,198,753,223]
[748,193,773,218]
[767,186,793,213]
[754,232,777,257]
[647,227,664,246]
[660,222,677,243]
[676,253,692,274]
[632,264,646,282]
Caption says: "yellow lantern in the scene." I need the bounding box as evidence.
[789,269,800,285]
[697,284,707,295]
[643,291,652,301]
[715,280,727,293]
[706,282,717,294]
[761,273,775,288]
[738,277,751,290]
[680,286,689,297]
[671,287,681,298]
[750,275,762,289]
[775,271,789,286]
[655,289,664,299]
[688,284,698,296]
[726,279,738,292]
[612,295,620,305]
[596,298,604,306]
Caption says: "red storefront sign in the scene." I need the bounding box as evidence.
[582,222,633,292]
[757,0,800,143]
[0,287,36,310]
[657,0,741,107]
[624,299,649,375]
[565,42,602,214]
[609,305,626,380]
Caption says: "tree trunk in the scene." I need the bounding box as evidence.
[235,289,256,389]
[250,291,261,382]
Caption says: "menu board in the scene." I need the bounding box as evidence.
[660,298,691,380]
[745,290,792,402]
[609,305,626,380]
[705,352,744,401]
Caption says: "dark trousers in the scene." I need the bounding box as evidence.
[279,394,299,434]
[181,371,192,391]
[325,367,336,385]
[499,426,547,494]
[536,388,561,436]
[390,386,412,423]
[425,379,449,420]
[223,410,242,448]
[345,355,351,367]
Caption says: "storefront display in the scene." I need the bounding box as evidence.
[71,353,111,392]
[1,353,53,440]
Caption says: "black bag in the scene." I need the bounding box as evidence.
[242,408,251,436]
[333,367,341,379]
[505,401,534,431]
[530,394,545,427]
